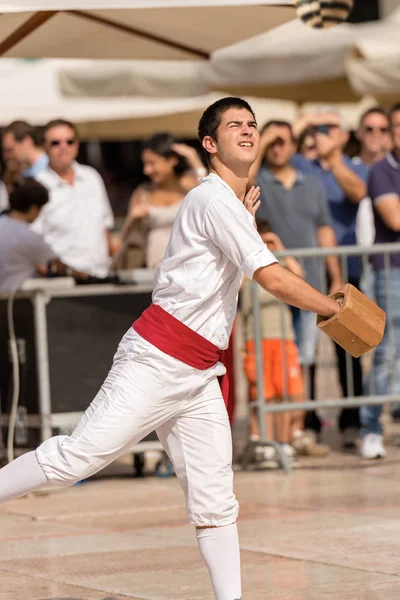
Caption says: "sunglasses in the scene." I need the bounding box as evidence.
[49,138,76,147]
[364,126,389,134]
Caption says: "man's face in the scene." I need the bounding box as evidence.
[315,112,347,154]
[264,126,295,168]
[358,112,391,157]
[13,136,35,164]
[391,110,400,152]
[2,131,19,171]
[44,125,79,170]
[203,107,260,171]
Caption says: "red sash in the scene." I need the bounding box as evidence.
[132,303,229,405]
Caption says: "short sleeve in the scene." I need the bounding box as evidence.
[25,231,56,267]
[203,194,277,278]
[368,163,396,204]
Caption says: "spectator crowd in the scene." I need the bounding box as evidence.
[0,102,399,466]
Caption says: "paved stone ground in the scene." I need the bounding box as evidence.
[1,430,400,600]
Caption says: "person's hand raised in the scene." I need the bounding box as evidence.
[243,185,261,226]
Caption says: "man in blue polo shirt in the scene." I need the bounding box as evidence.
[360,103,400,460]
[3,121,48,178]
[292,111,368,447]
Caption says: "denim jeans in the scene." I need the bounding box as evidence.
[361,268,400,437]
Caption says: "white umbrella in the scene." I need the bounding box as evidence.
[0,58,299,139]
[59,12,391,105]
[209,16,392,103]
[0,1,295,60]
[345,7,400,101]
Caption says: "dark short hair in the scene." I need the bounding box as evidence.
[9,178,49,212]
[390,103,400,123]
[4,120,42,147]
[256,218,272,234]
[260,120,295,141]
[359,107,389,127]
[198,97,256,155]
[43,119,79,141]
[142,132,189,176]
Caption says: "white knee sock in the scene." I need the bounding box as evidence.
[0,451,49,504]
[196,522,242,600]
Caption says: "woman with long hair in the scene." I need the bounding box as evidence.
[118,133,206,269]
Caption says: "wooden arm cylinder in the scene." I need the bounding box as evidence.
[317,284,386,358]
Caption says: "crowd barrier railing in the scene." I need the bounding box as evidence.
[241,243,400,473]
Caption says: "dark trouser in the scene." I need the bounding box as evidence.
[296,277,362,435]
[333,276,362,432]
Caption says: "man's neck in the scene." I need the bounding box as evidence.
[27,148,45,169]
[267,163,297,189]
[51,163,75,184]
[210,164,249,200]
[358,148,385,166]
[8,210,29,223]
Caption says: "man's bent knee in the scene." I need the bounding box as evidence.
[36,435,104,486]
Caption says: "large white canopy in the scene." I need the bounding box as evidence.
[59,10,400,105]
[0,1,295,60]
[0,58,301,139]
[346,7,400,102]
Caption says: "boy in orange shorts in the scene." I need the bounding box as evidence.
[242,219,306,463]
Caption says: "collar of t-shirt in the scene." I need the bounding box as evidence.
[23,153,49,178]
[41,161,86,188]
[261,166,305,187]
[386,151,400,170]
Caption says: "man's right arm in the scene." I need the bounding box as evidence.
[253,262,340,318]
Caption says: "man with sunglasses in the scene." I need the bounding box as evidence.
[360,103,400,459]
[354,108,392,247]
[292,111,369,449]
[32,119,114,278]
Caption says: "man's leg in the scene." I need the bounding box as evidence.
[157,377,241,600]
[336,277,362,436]
[361,269,400,445]
[0,329,174,503]
[291,307,320,433]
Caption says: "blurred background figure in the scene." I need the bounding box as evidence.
[241,219,329,466]
[251,119,341,442]
[33,119,114,278]
[116,133,206,269]
[360,102,400,459]
[353,107,392,247]
[3,120,48,179]
[0,178,55,292]
[292,110,368,448]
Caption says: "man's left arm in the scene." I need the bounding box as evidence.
[327,152,367,204]
[317,225,342,293]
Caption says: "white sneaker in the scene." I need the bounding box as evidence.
[360,434,386,459]
[281,443,296,458]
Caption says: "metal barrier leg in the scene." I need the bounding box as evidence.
[32,291,52,442]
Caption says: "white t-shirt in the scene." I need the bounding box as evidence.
[0,215,55,292]
[352,156,375,247]
[33,163,114,277]
[153,173,277,349]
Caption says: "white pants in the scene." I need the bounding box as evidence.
[36,328,239,527]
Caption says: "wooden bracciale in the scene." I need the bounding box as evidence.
[317,284,386,358]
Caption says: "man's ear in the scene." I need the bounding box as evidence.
[202,135,217,156]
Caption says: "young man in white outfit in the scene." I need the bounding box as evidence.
[0,98,341,600]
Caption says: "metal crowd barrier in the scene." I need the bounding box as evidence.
[241,243,400,473]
